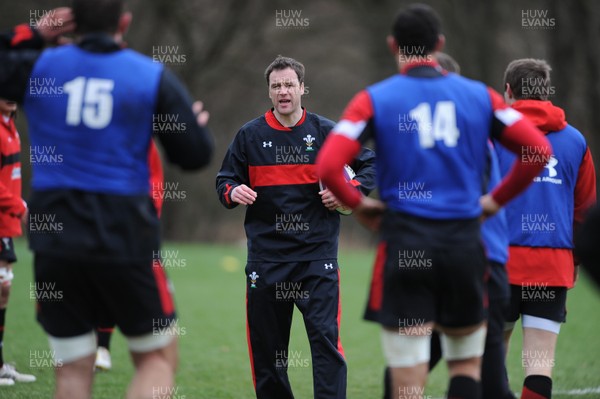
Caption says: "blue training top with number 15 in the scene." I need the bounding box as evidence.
[24,44,163,195]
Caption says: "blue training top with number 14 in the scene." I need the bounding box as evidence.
[368,73,491,219]
[24,44,163,195]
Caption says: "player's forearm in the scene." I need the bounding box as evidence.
[491,118,552,206]
[350,147,377,196]
[155,69,214,170]
[317,134,363,208]
[573,148,597,225]
[216,178,240,209]
[0,191,26,217]
[0,49,40,103]
[0,24,45,50]
[0,24,51,102]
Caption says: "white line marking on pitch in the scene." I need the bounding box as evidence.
[430,387,600,398]
[553,387,600,395]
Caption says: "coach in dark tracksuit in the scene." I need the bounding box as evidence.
[216,56,375,399]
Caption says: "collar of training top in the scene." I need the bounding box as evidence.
[264,107,307,131]
[401,60,446,77]
[78,33,121,53]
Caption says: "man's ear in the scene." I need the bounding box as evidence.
[387,35,399,56]
[117,11,132,36]
[434,34,445,53]
[504,83,515,103]
[506,83,513,98]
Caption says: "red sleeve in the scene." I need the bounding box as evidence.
[11,24,34,47]
[1,24,44,50]
[339,90,374,124]
[0,128,25,217]
[486,88,553,206]
[574,148,597,227]
[148,140,164,217]
[317,90,373,208]
[0,181,26,217]
[487,88,506,112]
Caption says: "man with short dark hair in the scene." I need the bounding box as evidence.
[318,4,551,399]
[382,52,516,399]
[0,1,214,398]
[498,58,596,399]
[216,55,376,399]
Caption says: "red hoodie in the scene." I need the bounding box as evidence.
[507,100,597,288]
[0,114,26,237]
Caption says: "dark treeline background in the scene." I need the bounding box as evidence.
[1,0,598,244]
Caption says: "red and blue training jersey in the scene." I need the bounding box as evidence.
[495,100,596,287]
[0,115,25,236]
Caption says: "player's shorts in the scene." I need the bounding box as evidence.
[34,253,176,339]
[365,211,487,329]
[506,284,567,324]
[27,189,160,262]
[0,237,17,263]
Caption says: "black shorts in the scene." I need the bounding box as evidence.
[364,211,488,329]
[0,237,17,263]
[27,189,160,262]
[506,284,567,323]
[34,254,175,338]
[487,261,510,301]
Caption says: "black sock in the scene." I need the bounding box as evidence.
[481,336,514,399]
[0,308,6,367]
[429,331,442,370]
[447,376,481,399]
[97,327,114,350]
[383,367,391,399]
[522,375,552,399]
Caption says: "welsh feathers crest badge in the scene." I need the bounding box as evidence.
[249,271,259,288]
[303,134,315,151]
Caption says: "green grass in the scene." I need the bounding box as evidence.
[2,239,600,398]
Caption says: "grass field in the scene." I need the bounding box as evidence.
[2,238,600,398]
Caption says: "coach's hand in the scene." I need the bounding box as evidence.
[319,189,343,211]
[480,194,501,220]
[354,196,385,232]
[36,7,75,44]
[231,184,257,205]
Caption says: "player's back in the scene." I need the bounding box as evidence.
[23,40,164,260]
[368,72,492,220]
[24,43,163,196]
[495,123,588,249]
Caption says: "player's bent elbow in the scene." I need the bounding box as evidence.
[177,149,213,171]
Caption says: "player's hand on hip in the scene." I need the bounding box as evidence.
[193,101,210,126]
[231,185,257,205]
[21,207,29,225]
[354,196,386,232]
[36,7,76,44]
[571,264,580,289]
[319,189,342,211]
[479,194,501,220]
